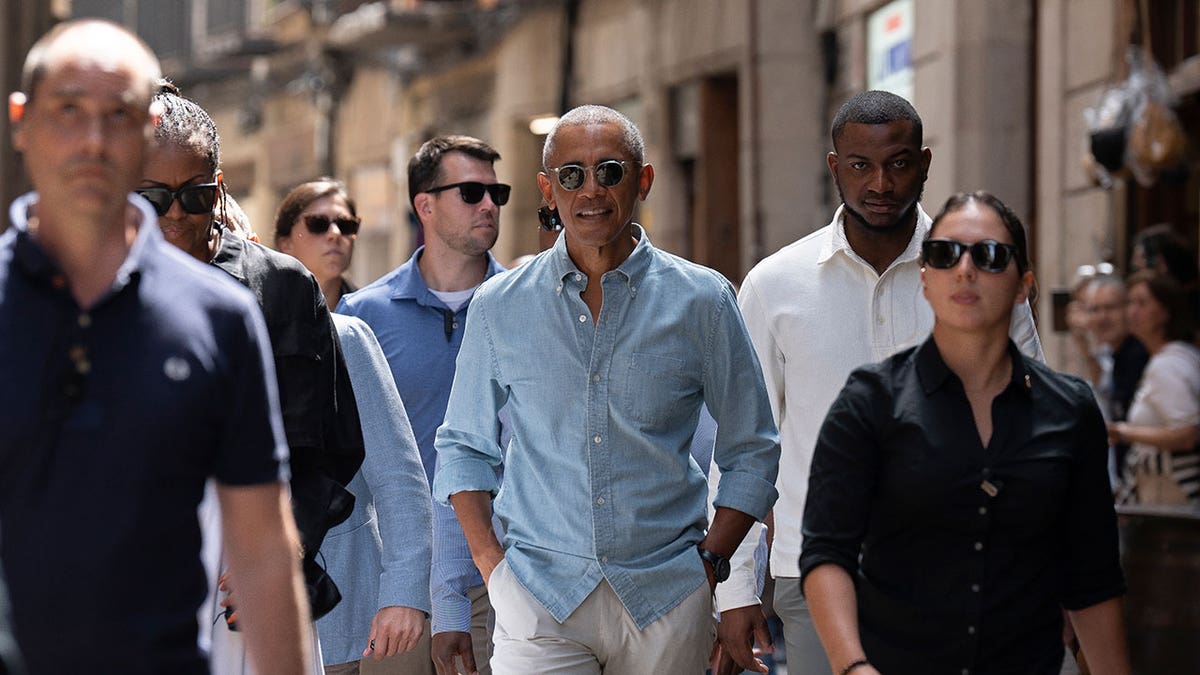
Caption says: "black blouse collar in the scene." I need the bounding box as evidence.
[915,335,1033,398]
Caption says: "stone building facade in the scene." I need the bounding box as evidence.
[7,0,1200,374]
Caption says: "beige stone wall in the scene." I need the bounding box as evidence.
[488,5,566,264]
[1036,0,1121,371]
[163,0,1086,340]
[337,67,407,284]
[168,1,859,289]
[752,1,824,259]
[906,1,1033,222]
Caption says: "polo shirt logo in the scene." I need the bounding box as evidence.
[163,356,191,382]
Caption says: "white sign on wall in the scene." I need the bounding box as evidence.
[867,0,914,102]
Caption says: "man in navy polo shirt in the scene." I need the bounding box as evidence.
[0,19,311,674]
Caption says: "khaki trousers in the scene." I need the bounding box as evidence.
[489,559,713,674]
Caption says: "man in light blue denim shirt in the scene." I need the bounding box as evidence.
[433,105,780,674]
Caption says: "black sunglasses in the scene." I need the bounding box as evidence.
[922,239,1018,273]
[425,181,511,206]
[548,160,631,191]
[135,183,219,217]
[303,213,361,237]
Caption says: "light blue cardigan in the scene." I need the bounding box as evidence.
[317,314,433,665]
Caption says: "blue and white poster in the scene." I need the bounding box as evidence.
[868,0,914,102]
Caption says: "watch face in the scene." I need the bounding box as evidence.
[714,557,731,582]
[700,547,732,583]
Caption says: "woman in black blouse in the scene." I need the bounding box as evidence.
[800,192,1130,675]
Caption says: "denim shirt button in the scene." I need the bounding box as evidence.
[593,435,602,444]
[574,273,583,281]
[579,314,587,323]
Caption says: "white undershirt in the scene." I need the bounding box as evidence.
[430,286,478,313]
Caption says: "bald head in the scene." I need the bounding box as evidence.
[542,105,644,169]
[21,19,160,105]
[11,19,164,227]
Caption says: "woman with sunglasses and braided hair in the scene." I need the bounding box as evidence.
[800,192,1130,675]
[275,179,362,311]
[140,83,369,675]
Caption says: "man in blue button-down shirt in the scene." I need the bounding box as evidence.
[433,105,780,674]
[339,135,509,675]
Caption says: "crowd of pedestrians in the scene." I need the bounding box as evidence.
[1068,227,1200,507]
[9,16,1197,675]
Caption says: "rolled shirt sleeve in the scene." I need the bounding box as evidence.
[433,298,507,504]
[704,279,780,522]
[713,271,784,611]
[430,500,481,634]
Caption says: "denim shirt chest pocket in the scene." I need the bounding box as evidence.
[620,352,698,429]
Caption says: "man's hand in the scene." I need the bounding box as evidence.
[431,630,477,675]
[364,606,424,660]
[713,605,772,675]
[217,571,238,626]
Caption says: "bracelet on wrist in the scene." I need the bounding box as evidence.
[839,658,871,675]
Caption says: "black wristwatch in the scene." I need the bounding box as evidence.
[697,546,731,583]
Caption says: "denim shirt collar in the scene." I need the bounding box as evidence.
[388,245,505,308]
[550,223,650,298]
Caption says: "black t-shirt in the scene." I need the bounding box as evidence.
[800,338,1126,675]
[0,217,286,673]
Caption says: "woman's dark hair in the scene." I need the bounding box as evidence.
[274,178,357,246]
[1132,223,1199,286]
[152,80,220,175]
[1126,269,1195,342]
[926,191,1030,276]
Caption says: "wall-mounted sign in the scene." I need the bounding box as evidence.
[867,0,913,102]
